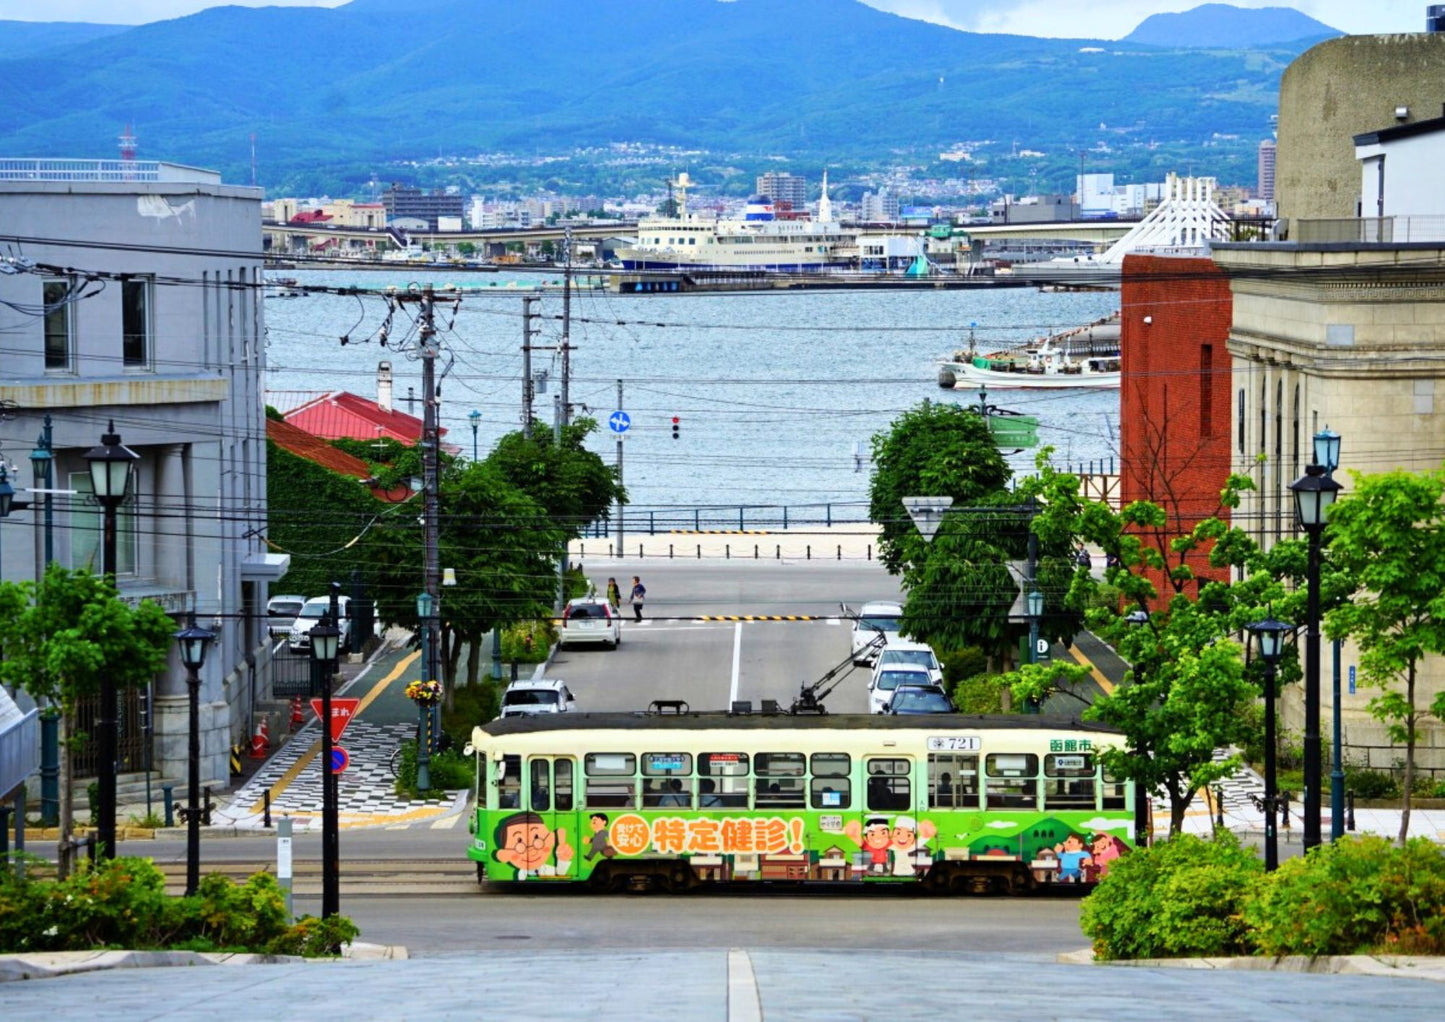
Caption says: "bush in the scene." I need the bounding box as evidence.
[1346,766,1399,800]
[1246,836,1445,956]
[501,620,555,663]
[393,740,474,798]
[1080,833,1263,960]
[951,673,1010,714]
[939,647,988,691]
[442,679,500,748]
[265,913,361,957]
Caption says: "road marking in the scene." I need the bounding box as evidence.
[1067,644,1115,695]
[825,617,840,626]
[729,622,742,707]
[246,650,421,816]
[430,813,464,830]
[696,615,818,622]
[727,948,762,1022]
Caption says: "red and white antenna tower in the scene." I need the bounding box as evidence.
[119,123,137,162]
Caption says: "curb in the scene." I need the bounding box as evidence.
[1057,948,1445,983]
[0,943,407,982]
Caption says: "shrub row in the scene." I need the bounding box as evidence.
[1081,833,1445,960]
[0,856,359,956]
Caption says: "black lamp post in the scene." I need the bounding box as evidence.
[29,419,60,827]
[1313,428,1346,843]
[1125,608,1152,848]
[468,409,481,461]
[29,417,54,566]
[307,609,342,919]
[174,616,214,896]
[1247,612,1293,871]
[82,421,139,860]
[1289,462,1342,853]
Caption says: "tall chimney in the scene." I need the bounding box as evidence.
[377,360,393,413]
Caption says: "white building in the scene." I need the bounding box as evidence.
[1354,114,1445,232]
[0,158,286,791]
[860,189,900,222]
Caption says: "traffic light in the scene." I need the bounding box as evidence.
[671,416,680,440]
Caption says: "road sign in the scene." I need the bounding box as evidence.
[1348,664,1356,695]
[608,410,631,434]
[310,697,361,742]
[1036,638,1049,656]
[330,746,350,774]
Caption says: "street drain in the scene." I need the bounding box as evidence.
[493,935,533,941]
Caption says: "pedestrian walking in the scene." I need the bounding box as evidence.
[606,577,621,615]
[628,576,646,622]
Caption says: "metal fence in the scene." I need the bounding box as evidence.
[272,653,324,699]
[584,502,872,537]
[0,708,38,800]
[1294,216,1445,244]
[70,689,149,779]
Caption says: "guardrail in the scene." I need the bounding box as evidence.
[583,502,872,537]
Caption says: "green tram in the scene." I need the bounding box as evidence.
[465,711,1139,893]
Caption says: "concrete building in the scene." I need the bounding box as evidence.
[1257,139,1276,202]
[756,171,807,212]
[1354,113,1445,231]
[0,158,285,791]
[860,189,900,223]
[1275,32,1445,224]
[381,183,465,230]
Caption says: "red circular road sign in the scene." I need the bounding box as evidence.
[330,746,349,774]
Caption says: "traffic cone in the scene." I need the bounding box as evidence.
[289,696,304,730]
[250,721,268,759]
[259,716,271,748]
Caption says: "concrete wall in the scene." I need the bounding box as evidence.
[1216,240,1445,773]
[1276,33,1445,224]
[0,178,274,789]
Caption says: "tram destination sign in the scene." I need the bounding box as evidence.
[926,736,981,752]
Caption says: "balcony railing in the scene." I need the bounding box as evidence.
[0,158,221,185]
[1294,216,1445,244]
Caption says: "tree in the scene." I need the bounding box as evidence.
[1325,467,1445,844]
[485,418,625,540]
[869,400,1011,576]
[0,565,173,874]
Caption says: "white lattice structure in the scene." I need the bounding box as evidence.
[1095,173,1231,263]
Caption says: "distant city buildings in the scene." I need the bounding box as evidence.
[1076,173,1163,218]
[860,188,900,222]
[756,171,807,211]
[381,183,465,230]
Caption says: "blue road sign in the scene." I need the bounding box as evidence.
[608,410,631,434]
[1348,665,1356,695]
[330,746,350,774]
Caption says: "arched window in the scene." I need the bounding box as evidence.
[1275,379,1284,541]
[1293,382,1301,476]
[1237,389,1246,455]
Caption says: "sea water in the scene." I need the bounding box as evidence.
[262,269,1119,515]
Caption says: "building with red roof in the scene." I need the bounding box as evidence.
[266,417,412,503]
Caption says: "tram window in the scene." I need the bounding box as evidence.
[810,753,851,809]
[756,752,806,808]
[985,753,1038,810]
[498,755,521,809]
[585,752,637,808]
[1044,754,1095,809]
[642,753,692,807]
[928,754,979,809]
[642,752,693,776]
[700,752,750,807]
[530,759,551,812]
[1101,765,1128,810]
[556,759,574,812]
[866,757,911,812]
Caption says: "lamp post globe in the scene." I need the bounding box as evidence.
[1313,428,1341,475]
[1290,464,1341,530]
[0,463,13,519]
[83,420,139,507]
[173,617,214,896]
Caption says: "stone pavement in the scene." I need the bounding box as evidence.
[4,948,1445,1020]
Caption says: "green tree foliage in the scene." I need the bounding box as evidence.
[485,418,625,540]
[0,565,172,872]
[1325,467,1445,845]
[1080,833,1264,960]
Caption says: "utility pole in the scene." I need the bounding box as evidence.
[560,226,572,426]
[616,379,624,560]
[554,394,566,613]
[522,295,537,439]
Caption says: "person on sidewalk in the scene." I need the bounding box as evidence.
[628,576,646,622]
[606,577,622,615]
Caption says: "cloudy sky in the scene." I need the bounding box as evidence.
[0,0,1425,37]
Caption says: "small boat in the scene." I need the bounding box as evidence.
[265,276,305,299]
[937,318,1121,391]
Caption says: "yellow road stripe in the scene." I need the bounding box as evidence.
[1068,644,1116,695]
[246,650,420,815]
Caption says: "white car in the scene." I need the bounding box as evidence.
[868,664,935,714]
[849,601,903,664]
[288,595,353,654]
[558,597,621,649]
[499,679,578,717]
[872,639,944,687]
[266,594,306,637]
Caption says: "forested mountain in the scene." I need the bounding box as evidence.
[0,19,126,61]
[0,0,1314,192]
[1123,4,1337,47]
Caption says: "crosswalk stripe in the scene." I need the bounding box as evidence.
[430,814,464,830]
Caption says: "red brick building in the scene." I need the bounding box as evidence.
[1119,254,1235,603]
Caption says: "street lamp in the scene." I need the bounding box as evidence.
[1313,427,1347,842]
[1125,608,1152,847]
[0,462,13,520]
[1289,462,1342,852]
[82,421,139,860]
[174,616,214,896]
[468,409,481,461]
[415,591,434,792]
[307,608,342,919]
[1026,587,1044,664]
[29,417,54,566]
[1247,611,1293,871]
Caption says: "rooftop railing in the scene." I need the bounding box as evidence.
[1294,215,1445,245]
[0,158,222,185]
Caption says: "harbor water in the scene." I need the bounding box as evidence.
[262,270,1120,515]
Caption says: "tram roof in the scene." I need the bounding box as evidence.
[479,711,1119,737]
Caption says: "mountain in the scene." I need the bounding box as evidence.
[0,0,1311,191]
[1123,3,1338,48]
[0,19,127,61]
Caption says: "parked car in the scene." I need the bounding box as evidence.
[288,595,352,654]
[886,684,954,715]
[499,679,578,717]
[266,594,306,637]
[868,664,935,714]
[848,600,903,664]
[872,639,944,687]
[558,596,620,649]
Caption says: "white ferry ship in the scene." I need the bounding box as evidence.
[616,172,855,273]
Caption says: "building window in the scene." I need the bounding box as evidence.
[1293,384,1301,476]
[1237,388,1245,455]
[122,277,153,368]
[1199,345,1213,436]
[69,472,139,576]
[44,278,74,370]
[1275,379,1284,541]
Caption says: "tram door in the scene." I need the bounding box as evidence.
[862,756,917,879]
[525,756,577,877]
